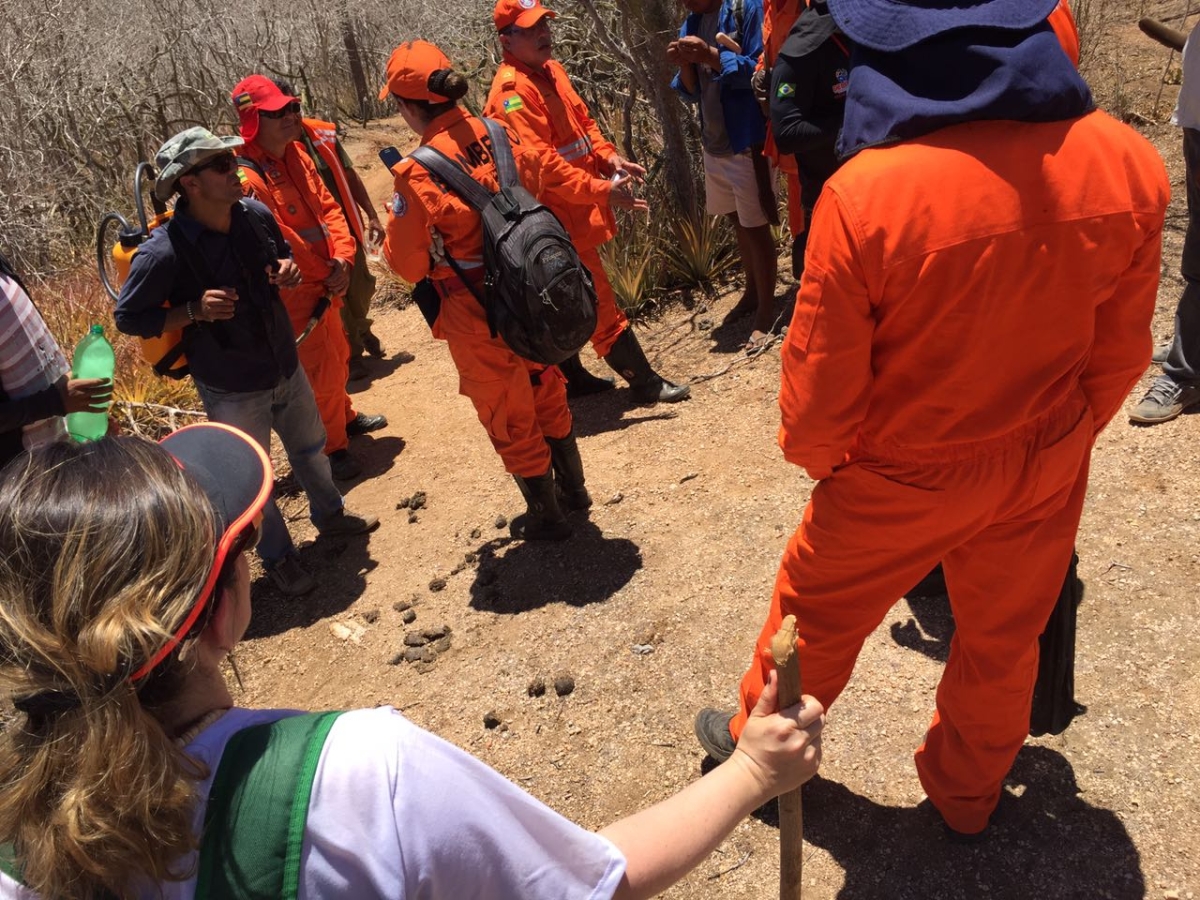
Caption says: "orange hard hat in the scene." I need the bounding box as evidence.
[494,0,557,32]
[378,40,455,102]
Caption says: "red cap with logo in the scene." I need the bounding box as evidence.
[494,0,557,32]
[231,74,298,143]
[377,40,454,102]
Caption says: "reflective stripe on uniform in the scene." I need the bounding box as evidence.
[556,135,592,162]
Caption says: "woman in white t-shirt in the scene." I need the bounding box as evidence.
[0,426,823,900]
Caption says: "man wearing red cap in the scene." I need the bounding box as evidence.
[230,74,387,482]
[484,0,690,405]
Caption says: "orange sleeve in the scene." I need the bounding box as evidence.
[1048,1,1080,68]
[563,76,617,164]
[298,152,356,264]
[778,188,874,480]
[382,164,434,284]
[1081,212,1164,433]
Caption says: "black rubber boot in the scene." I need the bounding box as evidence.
[546,431,592,511]
[603,329,691,404]
[558,353,615,398]
[511,471,572,541]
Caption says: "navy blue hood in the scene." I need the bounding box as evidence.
[836,23,1093,159]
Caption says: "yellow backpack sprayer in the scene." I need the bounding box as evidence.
[96,162,188,379]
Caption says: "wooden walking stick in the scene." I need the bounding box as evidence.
[771,615,804,900]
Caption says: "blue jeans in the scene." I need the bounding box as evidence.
[196,366,343,567]
[1164,128,1200,386]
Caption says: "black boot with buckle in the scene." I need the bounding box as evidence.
[545,430,591,511]
[558,352,615,398]
[603,328,691,404]
[511,471,572,541]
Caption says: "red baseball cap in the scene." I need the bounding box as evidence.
[494,0,557,32]
[378,40,454,102]
[231,74,298,142]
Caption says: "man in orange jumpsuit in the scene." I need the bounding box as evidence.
[484,0,690,404]
[231,75,387,482]
[381,41,588,540]
[694,0,1168,840]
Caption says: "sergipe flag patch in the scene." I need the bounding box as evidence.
[502,96,525,114]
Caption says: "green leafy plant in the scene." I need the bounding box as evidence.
[661,213,739,293]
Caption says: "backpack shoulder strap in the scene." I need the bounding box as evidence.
[194,711,344,900]
[481,119,519,191]
[409,145,495,212]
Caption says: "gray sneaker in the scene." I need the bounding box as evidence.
[693,708,737,763]
[318,507,380,537]
[266,554,316,596]
[1130,376,1200,424]
[1151,341,1171,366]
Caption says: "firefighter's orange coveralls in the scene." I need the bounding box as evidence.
[730,111,1167,834]
[1049,0,1081,67]
[484,56,629,358]
[758,0,805,238]
[239,144,359,455]
[383,109,571,477]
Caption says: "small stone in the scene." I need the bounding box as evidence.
[408,511,419,524]
[528,677,546,697]
[361,608,380,625]
[680,472,698,483]
[449,562,464,576]
[409,491,427,510]
[494,515,508,529]
[567,723,582,735]
[631,644,654,655]
[392,600,412,613]
[388,652,404,666]
[402,647,426,662]
[429,577,447,592]
[553,674,575,697]
[484,711,503,730]
[329,622,353,641]
[419,646,437,663]
[396,497,411,510]
[422,625,449,640]
[470,527,482,539]
[1165,891,1181,900]
[404,632,429,647]
[696,316,714,331]
[432,635,452,653]
[605,492,623,505]
[401,609,417,624]
[463,551,477,564]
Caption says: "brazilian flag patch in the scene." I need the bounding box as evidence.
[502,95,525,114]
[776,83,796,98]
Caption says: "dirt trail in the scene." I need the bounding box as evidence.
[234,31,1198,900]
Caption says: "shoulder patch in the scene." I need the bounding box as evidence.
[391,191,408,217]
[501,95,525,115]
[776,82,796,98]
[498,65,518,90]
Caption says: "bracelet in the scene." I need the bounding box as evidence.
[186,301,197,323]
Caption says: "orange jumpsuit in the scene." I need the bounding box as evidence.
[1049,0,1081,67]
[758,0,805,239]
[484,56,629,358]
[730,111,1167,834]
[383,108,571,477]
[238,143,359,455]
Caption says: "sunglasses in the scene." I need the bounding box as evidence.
[189,153,237,176]
[260,100,302,119]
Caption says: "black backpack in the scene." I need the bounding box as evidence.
[409,118,597,366]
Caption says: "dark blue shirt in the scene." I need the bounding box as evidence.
[114,198,299,392]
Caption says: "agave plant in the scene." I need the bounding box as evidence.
[661,213,739,293]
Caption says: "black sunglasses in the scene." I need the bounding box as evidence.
[260,100,302,119]
[189,153,237,176]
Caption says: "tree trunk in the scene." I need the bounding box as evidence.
[341,15,369,124]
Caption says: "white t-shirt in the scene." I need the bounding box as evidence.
[0,707,626,899]
[1173,21,1200,129]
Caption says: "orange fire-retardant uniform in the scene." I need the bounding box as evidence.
[484,55,630,358]
[383,108,571,477]
[238,143,359,455]
[1049,0,1081,67]
[729,111,1167,834]
[758,0,805,239]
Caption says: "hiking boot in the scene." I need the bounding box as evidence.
[329,449,362,481]
[558,353,615,398]
[546,430,592,510]
[511,472,572,541]
[1151,341,1171,366]
[362,330,385,358]
[266,554,316,596]
[694,708,737,763]
[318,506,380,537]
[346,412,388,436]
[1129,376,1200,424]
[603,329,691,405]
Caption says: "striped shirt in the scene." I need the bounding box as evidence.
[0,273,70,450]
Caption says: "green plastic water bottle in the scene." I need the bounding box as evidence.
[66,324,115,443]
